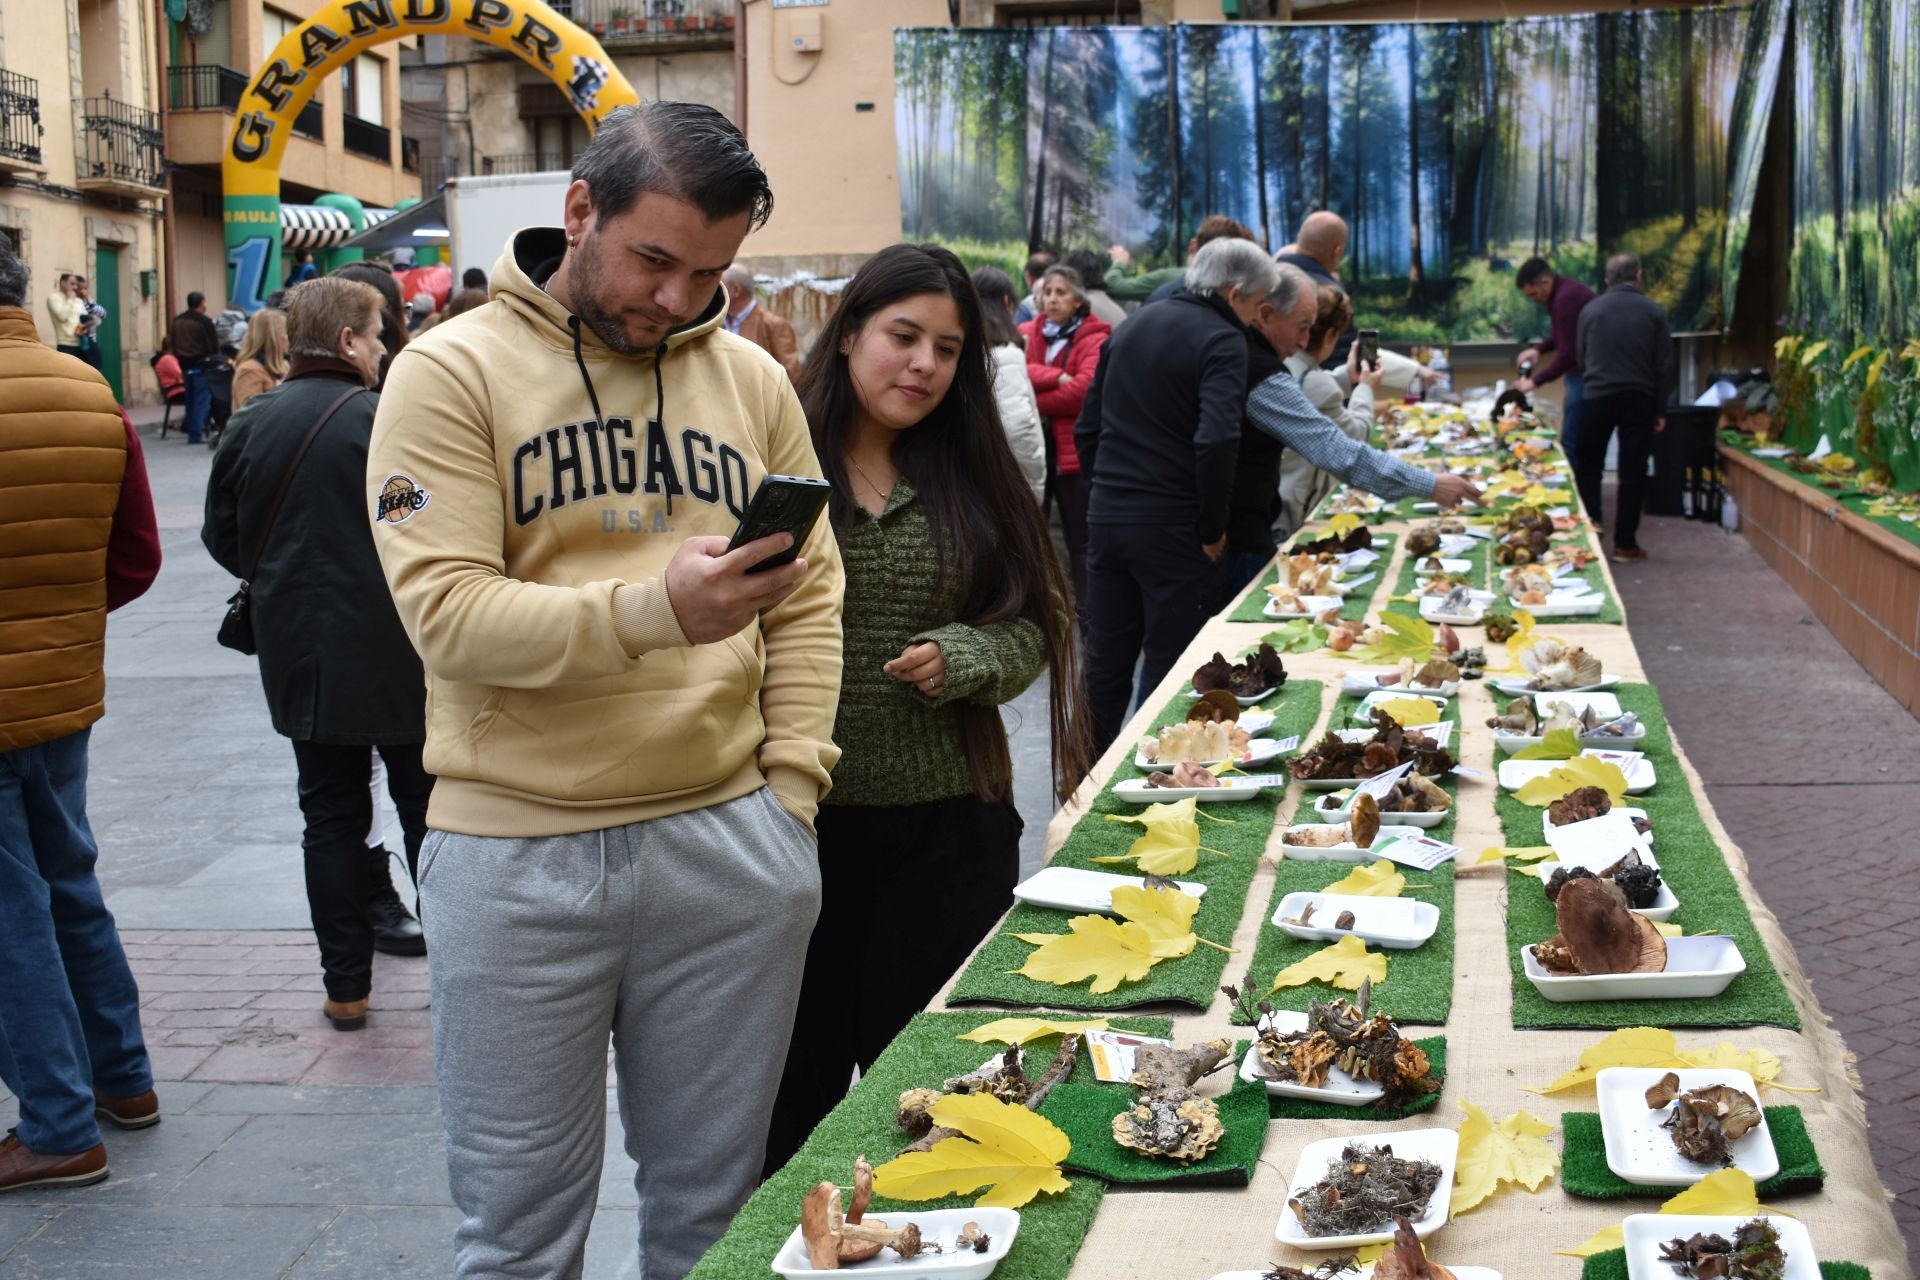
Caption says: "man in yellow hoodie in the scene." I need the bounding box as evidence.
[366,103,843,1280]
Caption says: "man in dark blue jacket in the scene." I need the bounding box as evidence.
[1074,238,1279,751]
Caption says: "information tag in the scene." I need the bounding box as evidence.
[1449,764,1491,779]
[1354,760,1415,802]
[1544,808,1648,864]
[1579,748,1645,770]
[1267,734,1302,753]
[1083,1029,1175,1083]
[1229,772,1293,789]
[1547,506,1572,518]
[1336,571,1377,590]
[1370,832,1462,871]
[1808,433,1833,461]
[1335,548,1381,570]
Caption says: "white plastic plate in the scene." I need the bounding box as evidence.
[771,1207,1021,1279]
[1621,1215,1818,1280]
[1274,1127,1459,1250]
[1493,720,1647,751]
[1264,593,1343,620]
[1272,891,1439,949]
[1011,866,1207,915]
[1419,591,1494,625]
[1135,736,1288,772]
[1596,1067,1779,1187]
[1340,672,1461,699]
[1498,757,1655,795]
[1750,446,1795,459]
[1185,686,1279,706]
[1488,677,1624,700]
[1519,592,1608,618]
[1411,557,1472,577]
[1312,790,1451,829]
[1236,1010,1384,1105]
[1278,823,1430,862]
[1521,936,1746,1002]
[1543,806,1654,848]
[1110,777,1271,803]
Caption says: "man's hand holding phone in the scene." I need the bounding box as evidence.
[664,534,807,645]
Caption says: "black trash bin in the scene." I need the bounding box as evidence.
[1648,405,1715,518]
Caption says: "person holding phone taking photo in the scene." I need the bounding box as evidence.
[366,103,844,1280]
[763,243,1091,1170]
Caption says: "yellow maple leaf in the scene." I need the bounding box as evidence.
[1269,933,1387,993]
[1512,755,1629,807]
[1352,613,1436,665]
[1095,798,1212,876]
[1016,916,1160,994]
[1512,728,1580,761]
[1557,1169,1776,1257]
[958,1017,1111,1046]
[870,1091,1072,1209]
[1528,1027,1815,1095]
[1376,696,1441,727]
[1452,1100,1559,1215]
[1322,859,1406,897]
[1109,884,1200,959]
[1678,1042,1819,1093]
[1326,513,1364,538]
[1476,845,1556,865]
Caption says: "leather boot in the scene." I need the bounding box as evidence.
[0,1131,109,1191]
[93,1089,161,1130]
[366,845,426,957]
[323,998,369,1031]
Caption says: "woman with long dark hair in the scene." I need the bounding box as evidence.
[763,243,1090,1170]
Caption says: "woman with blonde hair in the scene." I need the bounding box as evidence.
[230,308,290,411]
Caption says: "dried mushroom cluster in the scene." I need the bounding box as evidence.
[1517,639,1603,691]
[799,1158,989,1269]
[1646,1071,1764,1167]
[1531,874,1667,976]
[1502,564,1556,605]
[1659,1219,1787,1279]
[1193,643,1288,699]
[1292,525,1373,556]
[1284,793,1382,849]
[1263,1257,1361,1280]
[1290,712,1457,782]
[1490,697,1637,739]
[1238,979,1441,1103]
[1110,1039,1233,1163]
[897,1040,1077,1149]
[1493,506,1555,565]
[1289,1142,1444,1238]
[1544,850,1662,910]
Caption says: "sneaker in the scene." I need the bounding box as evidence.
[1612,546,1648,563]
[93,1089,160,1131]
[0,1131,109,1192]
[369,892,426,957]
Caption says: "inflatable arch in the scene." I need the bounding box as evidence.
[223,0,638,312]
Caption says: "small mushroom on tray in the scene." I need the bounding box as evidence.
[1284,793,1382,849]
[800,1160,924,1269]
[1645,1071,1764,1166]
[1230,978,1441,1101]
[1531,875,1667,976]
[1658,1218,1786,1278]
[1147,762,1222,789]
[1544,849,1662,910]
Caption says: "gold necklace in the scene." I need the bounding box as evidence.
[846,453,893,511]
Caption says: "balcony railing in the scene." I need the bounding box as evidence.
[1,69,43,167]
[292,98,323,141]
[169,64,247,112]
[545,0,734,44]
[80,94,164,191]
[343,112,390,161]
[479,153,558,175]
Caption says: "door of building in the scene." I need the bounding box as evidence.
[93,245,123,403]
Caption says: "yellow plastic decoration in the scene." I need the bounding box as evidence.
[1322,859,1407,897]
[1512,756,1630,807]
[1798,339,1830,366]
[1842,343,1876,371]
[958,1017,1111,1046]
[1269,934,1387,994]
[1451,1101,1559,1215]
[870,1091,1072,1209]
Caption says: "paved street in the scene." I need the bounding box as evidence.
[1,423,1915,1276]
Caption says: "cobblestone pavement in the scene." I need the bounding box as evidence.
[3,426,1916,1276]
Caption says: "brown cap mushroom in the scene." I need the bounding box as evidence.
[1348,792,1382,848]
[1187,689,1241,723]
[1370,1213,1459,1280]
[801,1182,844,1270]
[1550,876,1667,975]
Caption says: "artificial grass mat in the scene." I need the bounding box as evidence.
[1384,531,1490,621]
[1264,1036,1447,1121]
[1560,1106,1824,1199]
[1038,1047,1268,1187]
[946,681,1327,1011]
[1497,683,1801,1031]
[1582,1251,1869,1280]
[1227,537,1397,624]
[685,1010,1170,1280]
[1730,442,1920,553]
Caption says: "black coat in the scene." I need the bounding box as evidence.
[203,364,426,745]
[1073,290,1249,544]
[1225,327,1290,558]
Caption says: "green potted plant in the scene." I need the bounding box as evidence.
[609,5,630,33]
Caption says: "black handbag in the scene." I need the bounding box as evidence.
[217,386,362,654]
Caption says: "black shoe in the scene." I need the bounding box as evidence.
[369,892,426,956]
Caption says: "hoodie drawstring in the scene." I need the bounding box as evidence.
[566,316,673,517]
[584,827,608,907]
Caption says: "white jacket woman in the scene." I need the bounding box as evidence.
[1277,295,1383,538]
[990,342,1048,505]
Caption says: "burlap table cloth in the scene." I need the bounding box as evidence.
[932,522,1912,1279]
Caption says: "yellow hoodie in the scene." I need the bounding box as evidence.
[367,229,843,837]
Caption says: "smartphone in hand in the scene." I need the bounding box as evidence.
[727,475,832,575]
[1358,329,1381,371]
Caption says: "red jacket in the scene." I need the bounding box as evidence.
[1021,313,1111,476]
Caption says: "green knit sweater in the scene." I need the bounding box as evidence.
[824,478,1048,807]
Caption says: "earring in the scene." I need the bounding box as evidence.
[567,234,578,247]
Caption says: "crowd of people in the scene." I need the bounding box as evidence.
[2,99,1682,1279]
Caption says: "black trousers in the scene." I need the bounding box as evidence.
[288,740,433,1002]
[1051,471,1091,611]
[1083,521,1213,754]
[763,794,1022,1174]
[1577,389,1658,550]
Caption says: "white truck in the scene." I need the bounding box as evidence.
[443,170,574,276]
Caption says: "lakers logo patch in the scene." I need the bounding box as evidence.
[376,473,431,524]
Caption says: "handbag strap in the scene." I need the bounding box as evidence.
[240,384,364,582]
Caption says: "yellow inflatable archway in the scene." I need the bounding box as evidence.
[223,0,637,311]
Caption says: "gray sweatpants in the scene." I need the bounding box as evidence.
[419,787,821,1280]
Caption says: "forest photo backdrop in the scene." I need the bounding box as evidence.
[896,11,1748,342]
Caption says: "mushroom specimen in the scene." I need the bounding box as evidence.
[799,1165,924,1270]
[1531,875,1667,976]
[1192,643,1288,699]
[1518,639,1604,691]
[1147,762,1222,789]
[1239,979,1440,1101]
[1370,1214,1460,1280]
[1658,1219,1788,1279]
[896,1037,1079,1152]
[1544,850,1662,911]
[1284,793,1382,849]
[1110,1039,1233,1162]
[1645,1071,1765,1166]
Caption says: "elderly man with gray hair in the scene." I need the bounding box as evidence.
[722,262,801,378]
[1073,236,1277,749]
[1575,251,1674,561]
